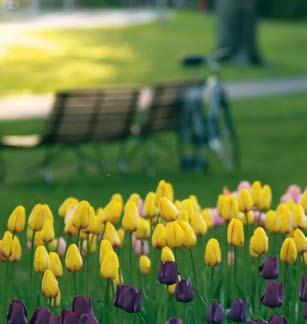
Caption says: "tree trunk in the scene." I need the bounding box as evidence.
[216,0,262,65]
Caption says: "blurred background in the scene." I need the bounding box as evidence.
[0,0,307,216]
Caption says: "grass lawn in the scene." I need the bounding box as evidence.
[1,11,307,95]
[0,92,306,217]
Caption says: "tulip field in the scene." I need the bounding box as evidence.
[1,179,307,323]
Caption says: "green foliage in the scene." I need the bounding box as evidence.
[258,0,307,19]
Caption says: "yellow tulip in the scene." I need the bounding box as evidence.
[227,218,244,247]
[34,230,44,247]
[303,252,307,266]
[49,252,63,277]
[276,204,292,234]
[259,185,272,210]
[58,197,79,218]
[161,246,175,263]
[181,199,195,221]
[217,194,226,217]
[293,205,305,229]
[42,269,59,298]
[202,209,213,229]
[122,201,140,232]
[64,218,78,237]
[1,230,13,258]
[300,192,307,213]
[117,228,125,247]
[139,255,151,275]
[41,219,55,244]
[72,201,93,230]
[265,210,278,233]
[7,205,26,233]
[99,239,114,264]
[165,221,184,248]
[28,204,45,231]
[104,200,122,225]
[65,244,83,272]
[293,228,307,254]
[111,193,123,204]
[9,235,22,262]
[104,222,120,247]
[155,179,174,204]
[179,220,197,247]
[280,237,297,264]
[34,246,50,273]
[249,227,269,257]
[238,189,253,213]
[144,192,158,218]
[100,250,119,280]
[190,212,207,236]
[159,197,178,222]
[134,218,151,240]
[89,234,97,254]
[128,193,140,206]
[250,181,262,208]
[177,210,189,222]
[167,275,180,295]
[221,195,239,221]
[204,238,222,266]
[151,223,166,249]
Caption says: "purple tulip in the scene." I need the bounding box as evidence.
[261,280,283,308]
[300,275,307,302]
[29,308,54,324]
[7,300,27,324]
[229,298,247,322]
[259,256,279,279]
[72,296,94,315]
[175,278,194,303]
[268,315,288,324]
[158,261,178,285]
[59,309,81,324]
[246,321,267,324]
[165,318,183,324]
[79,314,99,324]
[206,301,224,324]
[114,284,142,313]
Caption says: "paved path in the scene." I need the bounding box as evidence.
[0,75,307,120]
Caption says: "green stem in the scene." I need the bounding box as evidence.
[86,233,90,296]
[234,247,237,298]
[163,285,168,323]
[29,231,36,310]
[104,279,110,324]
[129,232,133,284]
[189,248,198,288]
[211,266,214,302]
[76,229,81,248]
[73,272,78,296]
[255,256,261,318]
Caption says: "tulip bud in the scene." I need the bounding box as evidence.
[58,197,79,218]
[158,261,178,285]
[65,244,83,272]
[156,179,174,204]
[259,185,272,211]
[165,221,185,248]
[42,269,59,298]
[229,298,248,322]
[1,230,13,258]
[135,218,150,239]
[7,206,26,233]
[72,201,93,230]
[293,228,307,254]
[161,246,175,263]
[190,212,207,236]
[179,221,197,247]
[144,192,158,218]
[6,300,27,324]
[265,210,278,233]
[300,275,307,302]
[259,255,279,279]
[206,302,224,324]
[175,278,194,303]
[64,218,78,237]
[300,192,307,213]
[139,255,151,275]
[100,250,119,280]
[202,209,213,229]
[276,204,292,234]
[114,284,142,313]
[104,222,120,248]
[238,189,253,213]
[117,228,125,247]
[217,195,226,217]
[152,223,166,249]
[49,252,63,278]
[122,201,140,232]
[99,239,113,264]
[204,238,222,266]
[227,218,244,247]
[159,197,178,222]
[40,219,55,244]
[9,236,22,263]
[104,200,122,225]
[268,315,287,324]
[293,205,305,229]
[280,237,297,264]
[165,318,182,324]
[34,245,50,273]
[221,195,239,221]
[261,280,283,308]
[250,181,262,208]
[249,227,269,257]
[28,204,45,231]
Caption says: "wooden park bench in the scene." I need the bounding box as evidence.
[0,87,139,182]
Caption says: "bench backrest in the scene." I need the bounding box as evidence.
[42,88,139,144]
[141,79,205,135]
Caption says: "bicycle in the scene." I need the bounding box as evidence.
[179,49,240,171]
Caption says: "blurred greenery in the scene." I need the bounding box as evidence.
[1,11,307,96]
[0,93,306,216]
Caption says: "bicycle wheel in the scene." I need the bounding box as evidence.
[208,92,240,170]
